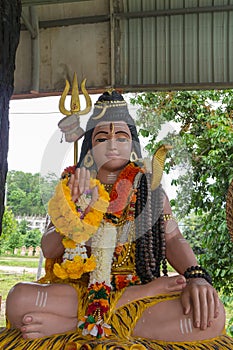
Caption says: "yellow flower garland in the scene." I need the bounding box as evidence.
[53,255,96,280]
[48,177,110,244]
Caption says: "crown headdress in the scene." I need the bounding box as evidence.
[91,89,128,120]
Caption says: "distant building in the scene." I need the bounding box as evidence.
[15,215,47,233]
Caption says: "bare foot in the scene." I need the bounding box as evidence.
[116,275,186,309]
[20,312,77,339]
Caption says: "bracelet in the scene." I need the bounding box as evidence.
[184,265,212,285]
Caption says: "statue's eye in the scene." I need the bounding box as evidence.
[96,138,108,143]
[116,137,129,142]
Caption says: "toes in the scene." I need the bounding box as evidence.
[22,315,33,324]
[167,275,186,292]
[175,275,186,284]
[21,323,42,339]
[21,323,41,333]
[22,331,43,340]
[22,313,43,326]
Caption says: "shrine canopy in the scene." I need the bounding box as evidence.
[14,0,233,98]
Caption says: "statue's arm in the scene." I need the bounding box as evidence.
[163,192,222,329]
[41,221,65,259]
[162,192,197,272]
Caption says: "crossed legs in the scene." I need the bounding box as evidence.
[133,297,226,342]
[6,280,226,342]
[6,282,78,339]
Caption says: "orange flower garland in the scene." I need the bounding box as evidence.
[49,162,144,337]
[112,274,141,290]
[48,177,110,244]
[107,162,143,217]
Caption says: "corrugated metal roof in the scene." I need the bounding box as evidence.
[22,0,90,5]
[116,0,233,90]
[14,0,233,96]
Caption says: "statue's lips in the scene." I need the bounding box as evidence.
[105,153,120,159]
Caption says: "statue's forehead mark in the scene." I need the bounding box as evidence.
[110,122,114,134]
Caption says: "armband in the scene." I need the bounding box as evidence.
[163,214,176,222]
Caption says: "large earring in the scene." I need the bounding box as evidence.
[130,151,138,162]
[84,151,94,168]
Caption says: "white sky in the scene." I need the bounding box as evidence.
[8,94,179,198]
[8,93,148,176]
[8,94,100,176]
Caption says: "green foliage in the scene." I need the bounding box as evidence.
[17,219,30,235]
[227,316,233,337]
[131,90,233,294]
[39,172,59,212]
[179,215,204,255]
[0,207,18,254]
[6,171,58,216]
[23,228,42,249]
[1,171,58,253]
[3,230,23,254]
[1,209,42,254]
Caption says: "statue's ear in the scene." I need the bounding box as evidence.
[226,179,233,242]
[151,144,172,191]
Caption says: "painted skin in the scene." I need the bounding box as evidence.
[6,121,225,341]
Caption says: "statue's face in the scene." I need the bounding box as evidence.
[91,121,132,172]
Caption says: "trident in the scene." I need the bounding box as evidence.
[58,73,92,164]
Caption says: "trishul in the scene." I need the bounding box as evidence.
[58,73,92,163]
[59,73,91,116]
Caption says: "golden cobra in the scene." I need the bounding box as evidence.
[151,144,173,191]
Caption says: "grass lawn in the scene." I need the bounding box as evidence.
[0,272,36,327]
[0,255,43,327]
[0,256,43,268]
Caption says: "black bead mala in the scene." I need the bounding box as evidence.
[184,265,212,285]
[135,173,168,284]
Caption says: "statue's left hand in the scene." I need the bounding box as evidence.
[180,278,220,330]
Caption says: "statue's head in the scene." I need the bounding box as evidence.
[77,90,142,171]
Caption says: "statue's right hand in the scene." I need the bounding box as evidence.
[68,167,91,202]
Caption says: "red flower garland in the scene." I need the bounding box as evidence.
[107,162,143,216]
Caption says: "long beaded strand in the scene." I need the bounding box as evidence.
[159,188,168,276]
[145,173,156,275]
[151,186,161,277]
[135,175,147,282]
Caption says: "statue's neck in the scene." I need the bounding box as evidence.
[97,169,120,184]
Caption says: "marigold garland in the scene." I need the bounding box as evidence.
[48,177,110,244]
[113,274,141,290]
[53,255,96,280]
[49,162,144,338]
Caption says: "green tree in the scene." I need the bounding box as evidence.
[131,90,233,294]
[6,171,59,216]
[0,207,19,254]
[17,219,30,236]
[23,228,42,252]
[6,171,56,216]
[39,172,59,212]
[3,230,23,254]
